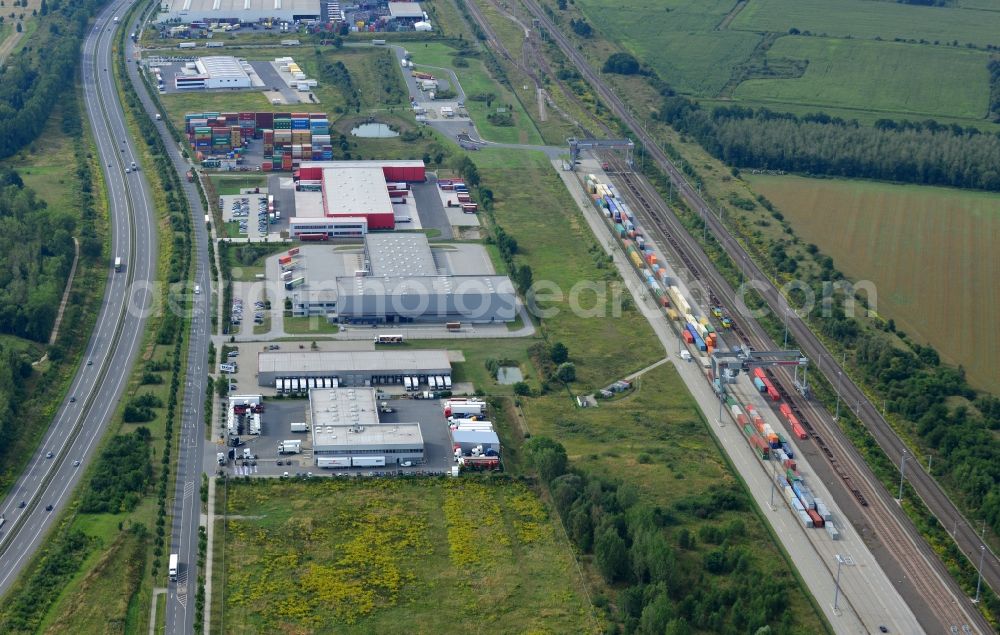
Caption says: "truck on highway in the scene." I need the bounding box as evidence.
[278,440,301,454]
[168,553,178,581]
[290,422,308,433]
[114,256,122,272]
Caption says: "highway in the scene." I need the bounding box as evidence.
[123,10,212,634]
[0,0,157,597]
[517,0,994,628]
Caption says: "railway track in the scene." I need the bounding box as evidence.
[602,151,985,632]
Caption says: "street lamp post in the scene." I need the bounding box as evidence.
[833,554,844,612]
[783,309,789,348]
[835,370,842,420]
[974,545,986,604]
[897,450,908,503]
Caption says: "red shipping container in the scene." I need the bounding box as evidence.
[786,413,800,428]
[278,255,292,265]
[736,413,748,426]
[752,367,768,381]
[779,403,792,418]
[766,386,780,402]
[792,422,808,440]
[806,509,825,528]
[682,330,694,344]
[288,247,300,256]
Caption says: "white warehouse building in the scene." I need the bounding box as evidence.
[310,388,424,467]
[158,0,321,24]
[175,56,253,90]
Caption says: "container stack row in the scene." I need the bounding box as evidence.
[184,111,334,169]
[585,174,677,312]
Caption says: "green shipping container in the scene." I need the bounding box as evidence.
[614,223,626,238]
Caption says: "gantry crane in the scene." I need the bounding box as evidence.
[709,345,809,423]
[567,137,634,170]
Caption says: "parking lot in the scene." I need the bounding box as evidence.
[220,194,274,241]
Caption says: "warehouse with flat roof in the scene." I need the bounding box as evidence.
[286,235,517,324]
[309,388,424,466]
[258,349,452,387]
[157,0,321,24]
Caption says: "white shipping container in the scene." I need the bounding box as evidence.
[797,509,813,528]
[825,522,840,540]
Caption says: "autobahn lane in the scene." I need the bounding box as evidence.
[0,0,157,598]
[125,15,211,633]
[520,0,997,616]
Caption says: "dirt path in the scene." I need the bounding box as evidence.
[0,28,24,64]
[48,237,80,345]
[717,0,748,30]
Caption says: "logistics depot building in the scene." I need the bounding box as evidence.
[258,349,452,388]
[286,233,517,324]
[174,56,254,90]
[310,388,424,468]
[289,161,426,237]
[157,0,321,24]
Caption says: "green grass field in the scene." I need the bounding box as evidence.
[406,42,544,145]
[476,149,663,387]
[216,478,596,633]
[734,36,990,119]
[731,0,1000,47]
[746,174,1000,393]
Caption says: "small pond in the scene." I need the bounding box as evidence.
[496,366,524,385]
[350,123,400,138]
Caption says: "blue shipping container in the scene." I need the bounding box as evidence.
[781,443,794,459]
[753,377,767,392]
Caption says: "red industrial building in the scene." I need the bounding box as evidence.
[291,161,426,234]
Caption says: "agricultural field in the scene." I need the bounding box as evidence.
[575,0,760,96]
[733,36,991,120]
[730,0,1000,47]
[215,478,597,633]
[746,174,1000,394]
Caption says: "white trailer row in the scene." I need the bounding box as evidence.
[403,375,452,391]
[276,376,339,394]
[316,455,386,468]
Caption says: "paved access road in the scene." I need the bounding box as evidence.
[0,0,157,597]
[125,13,211,635]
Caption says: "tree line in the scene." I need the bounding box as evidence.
[658,97,1000,191]
[0,0,108,159]
[0,167,76,342]
[523,437,804,634]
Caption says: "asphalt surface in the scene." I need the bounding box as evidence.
[0,0,158,598]
[126,12,212,634]
[518,1,994,628]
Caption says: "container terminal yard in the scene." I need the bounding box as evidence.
[573,151,988,634]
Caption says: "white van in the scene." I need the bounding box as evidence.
[194,285,201,294]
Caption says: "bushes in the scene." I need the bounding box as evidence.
[603,52,641,75]
[80,428,153,514]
